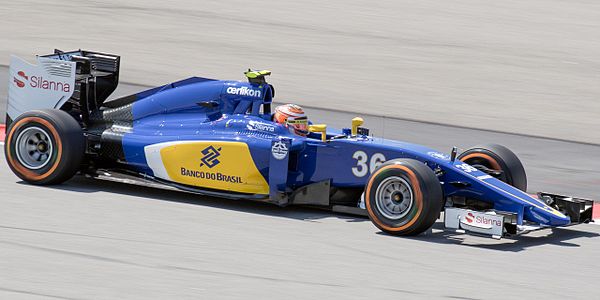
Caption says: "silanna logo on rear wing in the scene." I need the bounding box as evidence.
[13,71,27,88]
[7,55,76,121]
[12,70,72,92]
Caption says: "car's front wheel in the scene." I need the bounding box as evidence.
[364,159,444,236]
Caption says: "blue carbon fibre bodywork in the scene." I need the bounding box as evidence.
[118,76,570,227]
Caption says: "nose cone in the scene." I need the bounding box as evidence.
[527,205,571,226]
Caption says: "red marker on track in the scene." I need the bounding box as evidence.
[0,124,6,142]
[593,202,600,222]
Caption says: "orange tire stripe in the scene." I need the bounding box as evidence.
[5,117,63,181]
[365,164,423,232]
[460,153,501,170]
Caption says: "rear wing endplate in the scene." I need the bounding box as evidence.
[7,55,76,122]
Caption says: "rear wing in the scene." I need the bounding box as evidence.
[7,49,119,127]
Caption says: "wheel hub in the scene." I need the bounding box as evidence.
[15,126,53,170]
[37,142,48,152]
[374,176,414,220]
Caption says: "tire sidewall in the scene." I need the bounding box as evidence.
[460,149,510,182]
[366,166,423,231]
[458,144,527,191]
[5,118,62,181]
[4,110,84,185]
[365,159,443,236]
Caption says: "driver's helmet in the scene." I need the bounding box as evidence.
[274,104,308,136]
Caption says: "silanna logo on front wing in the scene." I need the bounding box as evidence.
[12,70,72,92]
[463,212,502,228]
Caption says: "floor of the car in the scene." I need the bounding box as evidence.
[84,168,268,201]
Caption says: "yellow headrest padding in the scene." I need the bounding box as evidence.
[309,124,327,132]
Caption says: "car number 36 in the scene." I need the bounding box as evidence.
[455,163,478,173]
[352,151,386,177]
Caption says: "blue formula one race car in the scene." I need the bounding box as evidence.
[4,49,597,238]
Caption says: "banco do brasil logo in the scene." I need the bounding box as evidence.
[200,146,221,168]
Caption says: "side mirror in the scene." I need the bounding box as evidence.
[309,124,327,142]
[351,117,364,136]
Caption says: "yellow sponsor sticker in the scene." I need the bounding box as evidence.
[159,141,269,194]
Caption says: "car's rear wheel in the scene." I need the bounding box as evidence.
[458,144,527,192]
[365,159,444,236]
[4,109,85,185]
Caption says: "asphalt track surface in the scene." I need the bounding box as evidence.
[2,71,600,299]
[1,0,600,144]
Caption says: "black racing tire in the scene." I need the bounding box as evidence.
[365,159,444,236]
[4,109,85,185]
[457,144,527,191]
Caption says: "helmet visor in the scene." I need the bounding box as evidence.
[286,117,308,135]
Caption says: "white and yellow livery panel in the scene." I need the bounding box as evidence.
[144,141,269,194]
